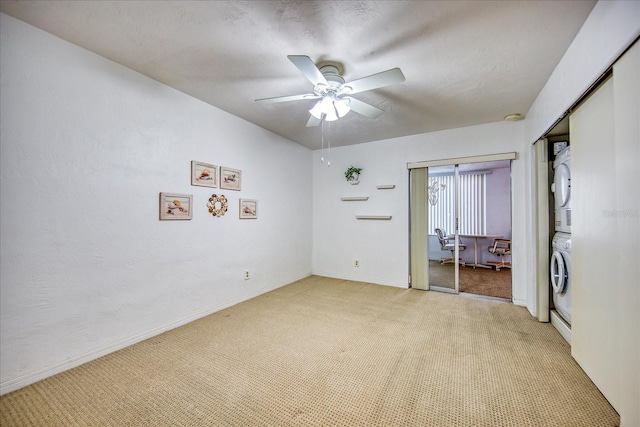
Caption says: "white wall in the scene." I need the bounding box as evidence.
[310,2,640,306]
[311,11,639,418]
[524,0,640,143]
[312,121,526,304]
[2,0,638,418]
[485,168,512,238]
[0,14,312,394]
[479,166,512,265]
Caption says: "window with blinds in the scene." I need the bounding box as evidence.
[428,173,486,235]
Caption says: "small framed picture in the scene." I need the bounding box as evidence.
[220,166,241,191]
[239,199,258,219]
[159,193,193,220]
[191,161,217,188]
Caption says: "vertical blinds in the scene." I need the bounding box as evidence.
[428,173,486,235]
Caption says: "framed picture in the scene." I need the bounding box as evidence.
[159,193,193,220]
[191,161,217,188]
[239,199,258,219]
[220,166,242,191]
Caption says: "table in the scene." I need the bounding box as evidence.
[459,234,502,269]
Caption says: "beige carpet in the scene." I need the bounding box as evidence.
[0,276,618,426]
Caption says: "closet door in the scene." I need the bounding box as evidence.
[571,41,639,420]
[571,75,617,411]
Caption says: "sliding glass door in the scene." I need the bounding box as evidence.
[427,165,459,293]
[409,164,461,293]
[408,152,516,294]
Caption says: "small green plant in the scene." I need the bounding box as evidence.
[345,165,362,181]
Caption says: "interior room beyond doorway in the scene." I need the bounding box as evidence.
[429,260,512,299]
[408,152,516,295]
[424,158,513,298]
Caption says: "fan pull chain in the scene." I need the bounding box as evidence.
[326,120,331,167]
[320,119,325,163]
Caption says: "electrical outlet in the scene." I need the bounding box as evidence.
[354,260,360,267]
[244,270,250,280]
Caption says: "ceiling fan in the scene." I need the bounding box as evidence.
[255,55,405,127]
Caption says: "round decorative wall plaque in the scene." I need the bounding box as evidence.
[207,194,228,217]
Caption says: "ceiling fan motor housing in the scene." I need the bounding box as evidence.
[314,64,346,97]
[319,64,345,84]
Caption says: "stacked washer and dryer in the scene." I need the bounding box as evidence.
[550,146,572,343]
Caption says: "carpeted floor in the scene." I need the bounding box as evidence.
[0,276,618,426]
[429,260,512,300]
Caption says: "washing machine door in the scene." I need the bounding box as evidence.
[553,164,571,208]
[550,251,568,293]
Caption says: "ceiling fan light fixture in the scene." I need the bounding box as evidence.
[324,104,339,121]
[257,55,405,127]
[335,98,351,118]
[309,96,350,121]
[309,101,325,120]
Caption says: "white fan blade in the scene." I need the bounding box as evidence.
[255,94,320,104]
[306,115,321,127]
[341,68,405,95]
[288,55,328,86]
[344,96,384,119]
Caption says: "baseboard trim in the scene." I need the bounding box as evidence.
[310,271,408,288]
[0,274,310,396]
[512,297,527,307]
[550,310,572,345]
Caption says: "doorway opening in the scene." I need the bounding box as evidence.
[409,153,515,300]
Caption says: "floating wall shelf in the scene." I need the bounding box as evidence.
[341,197,369,201]
[376,185,395,190]
[356,215,392,220]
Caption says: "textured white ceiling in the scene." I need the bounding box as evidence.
[0,0,596,149]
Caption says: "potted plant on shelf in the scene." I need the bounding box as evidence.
[345,165,363,185]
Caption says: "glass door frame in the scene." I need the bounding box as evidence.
[428,164,460,294]
[408,152,516,291]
